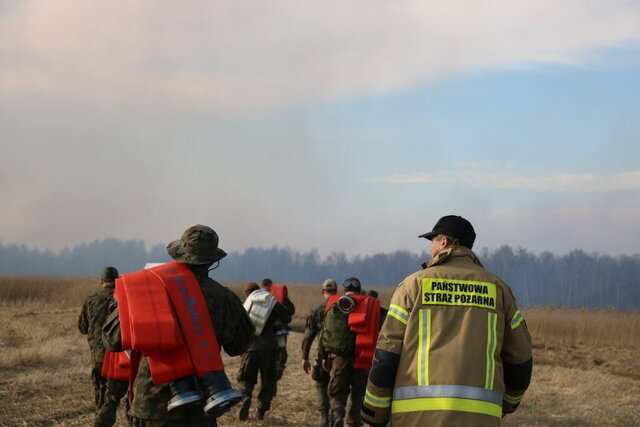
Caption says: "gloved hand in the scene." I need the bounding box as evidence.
[361,392,391,427]
[302,359,311,374]
[322,358,333,372]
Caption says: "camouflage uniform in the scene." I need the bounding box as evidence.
[96,382,129,427]
[301,301,331,426]
[102,225,255,427]
[237,294,292,420]
[79,267,129,427]
[321,278,374,427]
[103,271,253,426]
[79,282,114,409]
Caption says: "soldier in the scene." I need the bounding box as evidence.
[321,277,379,427]
[362,215,533,427]
[237,281,292,421]
[102,225,255,427]
[301,278,338,427]
[78,266,128,427]
[259,278,295,380]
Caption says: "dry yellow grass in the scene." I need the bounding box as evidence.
[1,276,639,426]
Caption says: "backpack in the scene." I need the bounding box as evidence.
[320,302,355,357]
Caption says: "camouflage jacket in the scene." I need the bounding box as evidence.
[78,282,115,364]
[301,301,327,361]
[102,274,255,421]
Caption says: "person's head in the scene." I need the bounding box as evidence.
[244,282,259,297]
[260,278,273,290]
[321,278,338,299]
[367,289,379,299]
[418,215,476,259]
[100,266,119,285]
[166,224,227,268]
[343,277,361,294]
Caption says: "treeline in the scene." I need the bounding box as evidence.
[0,239,638,309]
[0,239,170,277]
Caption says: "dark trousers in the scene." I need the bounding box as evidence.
[275,346,288,380]
[236,350,277,413]
[312,359,330,425]
[328,356,369,427]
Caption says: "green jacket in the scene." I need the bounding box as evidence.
[301,302,327,360]
[103,273,254,421]
[78,282,115,364]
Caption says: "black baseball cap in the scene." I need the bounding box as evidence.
[418,215,476,249]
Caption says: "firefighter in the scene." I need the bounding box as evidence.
[301,278,338,427]
[362,215,533,427]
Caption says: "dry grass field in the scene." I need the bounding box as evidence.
[1,275,639,426]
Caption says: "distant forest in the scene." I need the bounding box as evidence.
[1,239,638,309]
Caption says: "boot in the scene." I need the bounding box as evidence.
[257,408,266,420]
[238,398,251,421]
[320,410,330,427]
[330,411,344,427]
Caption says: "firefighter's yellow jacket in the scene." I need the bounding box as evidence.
[362,246,532,427]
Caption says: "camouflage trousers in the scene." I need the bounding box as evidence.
[236,350,278,413]
[327,356,369,427]
[93,379,128,427]
[91,363,107,410]
[312,359,330,426]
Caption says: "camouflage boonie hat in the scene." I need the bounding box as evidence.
[166,224,227,265]
[100,266,119,282]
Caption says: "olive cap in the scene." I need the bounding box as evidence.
[100,266,119,282]
[322,279,337,292]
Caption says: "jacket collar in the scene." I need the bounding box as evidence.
[427,245,483,268]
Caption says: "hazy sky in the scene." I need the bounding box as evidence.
[1,1,639,257]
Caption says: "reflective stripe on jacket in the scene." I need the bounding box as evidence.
[363,246,532,427]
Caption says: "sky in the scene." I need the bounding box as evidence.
[1,0,639,258]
